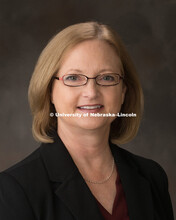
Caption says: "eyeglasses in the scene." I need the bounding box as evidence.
[53,73,124,87]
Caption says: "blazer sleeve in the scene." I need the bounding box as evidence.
[159,167,174,219]
[150,160,174,220]
[0,172,36,220]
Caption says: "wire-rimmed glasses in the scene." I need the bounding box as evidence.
[53,73,124,87]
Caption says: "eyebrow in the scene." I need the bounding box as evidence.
[66,68,119,74]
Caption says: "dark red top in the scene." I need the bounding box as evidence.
[96,168,129,220]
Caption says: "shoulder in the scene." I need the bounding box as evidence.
[111,144,174,219]
[0,148,44,220]
[0,144,52,219]
[111,143,169,189]
[1,146,42,179]
[0,144,51,200]
[111,143,166,172]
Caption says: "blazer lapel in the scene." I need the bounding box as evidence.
[55,169,103,220]
[110,143,154,220]
[40,132,103,220]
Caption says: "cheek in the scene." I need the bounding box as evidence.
[105,88,124,110]
[52,86,79,111]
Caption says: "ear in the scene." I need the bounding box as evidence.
[121,84,127,105]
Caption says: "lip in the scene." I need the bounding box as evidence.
[77,104,104,113]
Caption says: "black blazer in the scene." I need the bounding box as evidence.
[0,133,174,220]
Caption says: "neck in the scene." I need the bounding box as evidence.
[57,122,113,172]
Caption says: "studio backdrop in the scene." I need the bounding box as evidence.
[0,0,175,217]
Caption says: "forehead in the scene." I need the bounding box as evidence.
[59,39,123,74]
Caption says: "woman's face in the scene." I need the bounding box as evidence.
[51,39,126,132]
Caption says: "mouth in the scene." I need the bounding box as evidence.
[77,104,104,113]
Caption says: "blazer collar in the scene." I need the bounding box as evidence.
[40,132,154,220]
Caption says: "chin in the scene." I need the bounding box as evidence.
[75,117,111,131]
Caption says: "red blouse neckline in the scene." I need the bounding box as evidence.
[95,166,129,220]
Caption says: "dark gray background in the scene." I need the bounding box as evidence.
[0,0,176,217]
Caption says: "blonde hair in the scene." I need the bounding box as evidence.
[28,21,144,144]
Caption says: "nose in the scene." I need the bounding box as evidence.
[82,78,100,99]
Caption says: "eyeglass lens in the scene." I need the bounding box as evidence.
[63,74,120,86]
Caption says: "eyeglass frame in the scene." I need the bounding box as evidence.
[53,73,124,87]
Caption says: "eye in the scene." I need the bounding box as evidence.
[101,74,116,81]
[64,74,80,81]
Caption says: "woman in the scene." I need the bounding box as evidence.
[0,22,174,220]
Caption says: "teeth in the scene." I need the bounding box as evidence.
[79,105,102,109]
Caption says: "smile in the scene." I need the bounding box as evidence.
[77,105,103,109]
